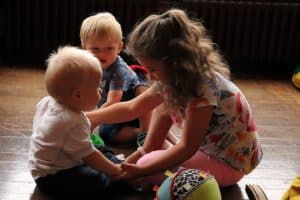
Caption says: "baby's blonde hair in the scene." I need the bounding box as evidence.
[45,46,102,102]
[80,12,123,46]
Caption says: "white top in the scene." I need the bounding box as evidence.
[28,96,96,179]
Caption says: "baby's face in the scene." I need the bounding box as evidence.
[78,72,102,111]
[83,36,123,70]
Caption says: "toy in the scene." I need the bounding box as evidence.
[292,65,300,89]
[155,168,221,200]
[281,176,300,200]
[90,133,105,146]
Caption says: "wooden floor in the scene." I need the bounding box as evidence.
[0,66,299,200]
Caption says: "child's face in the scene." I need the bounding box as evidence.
[77,72,102,111]
[137,57,169,84]
[83,36,123,70]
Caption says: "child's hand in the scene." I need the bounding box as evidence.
[114,163,144,181]
[109,164,123,179]
[114,164,123,175]
[125,150,142,164]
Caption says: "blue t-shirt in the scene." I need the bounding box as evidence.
[99,56,143,105]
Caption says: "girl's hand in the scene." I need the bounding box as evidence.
[125,150,142,164]
[114,163,144,181]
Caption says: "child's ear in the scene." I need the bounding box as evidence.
[118,41,124,53]
[71,88,81,100]
[81,43,86,50]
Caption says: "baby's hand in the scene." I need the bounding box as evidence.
[109,164,123,177]
[110,164,123,180]
[113,162,144,181]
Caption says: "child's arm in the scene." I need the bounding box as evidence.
[87,87,163,129]
[100,90,123,109]
[82,150,122,176]
[121,105,214,180]
[125,103,173,164]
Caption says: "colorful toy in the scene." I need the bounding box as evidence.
[155,169,221,200]
[292,65,300,89]
[90,133,105,146]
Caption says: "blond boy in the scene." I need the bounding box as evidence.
[80,12,151,144]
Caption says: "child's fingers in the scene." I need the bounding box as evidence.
[121,162,136,170]
[120,163,143,180]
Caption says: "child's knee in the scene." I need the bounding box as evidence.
[136,150,164,167]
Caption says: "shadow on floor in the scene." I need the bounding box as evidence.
[30,182,245,200]
[221,184,245,200]
[29,182,154,200]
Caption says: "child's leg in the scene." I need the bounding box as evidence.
[181,150,245,187]
[96,145,122,164]
[35,147,121,196]
[99,121,140,144]
[135,150,179,186]
[99,123,122,144]
[135,149,244,188]
[108,85,151,146]
[113,126,141,143]
[35,165,111,196]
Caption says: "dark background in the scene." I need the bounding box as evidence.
[1,0,300,75]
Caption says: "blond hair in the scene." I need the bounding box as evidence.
[45,46,102,102]
[80,12,123,46]
[126,9,230,109]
